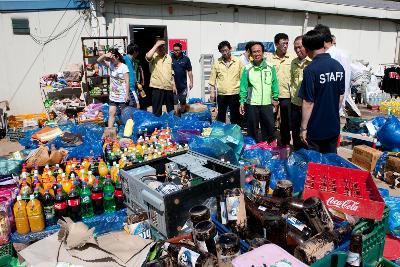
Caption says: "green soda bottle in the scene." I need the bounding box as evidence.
[80,182,94,219]
[103,178,116,213]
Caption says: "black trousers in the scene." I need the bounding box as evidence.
[151,88,174,117]
[247,105,275,143]
[291,103,307,151]
[217,94,241,125]
[307,135,338,154]
[279,98,291,146]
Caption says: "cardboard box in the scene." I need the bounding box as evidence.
[385,156,400,173]
[352,145,383,171]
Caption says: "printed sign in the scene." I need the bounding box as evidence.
[169,39,188,56]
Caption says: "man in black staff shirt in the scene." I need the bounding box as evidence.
[171,43,193,114]
[298,30,345,154]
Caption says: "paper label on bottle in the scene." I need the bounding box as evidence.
[43,206,55,220]
[258,205,267,212]
[104,191,114,200]
[91,192,103,200]
[178,247,200,266]
[196,240,208,252]
[67,199,80,207]
[287,216,306,232]
[252,180,267,195]
[54,202,67,210]
[81,195,91,204]
[220,201,227,225]
[114,190,123,197]
[226,196,239,221]
[346,252,361,266]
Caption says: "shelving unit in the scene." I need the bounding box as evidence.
[81,36,128,103]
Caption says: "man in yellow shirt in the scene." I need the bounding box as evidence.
[145,39,176,116]
[270,33,295,146]
[209,41,243,125]
[290,36,312,151]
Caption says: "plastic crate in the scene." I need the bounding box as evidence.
[366,258,399,267]
[211,215,250,253]
[353,206,390,266]
[0,243,13,266]
[310,252,347,267]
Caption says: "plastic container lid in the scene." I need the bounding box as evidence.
[384,235,400,260]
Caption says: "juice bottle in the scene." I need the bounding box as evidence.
[65,161,72,176]
[110,162,118,183]
[124,117,134,137]
[118,156,126,169]
[61,173,72,195]
[79,169,87,183]
[69,164,77,178]
[87,171,96,188]
[81,158,90,172]
[20,180,32,200]
[26,194,45,232]
[98,159,108,177]
[42,189,56,226]
[13,195,30,234]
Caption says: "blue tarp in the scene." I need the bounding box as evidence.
[0,0,88,12]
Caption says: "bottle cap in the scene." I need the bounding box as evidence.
[17,195,22,201]
[30,195,34,200]
[88,171,92,175]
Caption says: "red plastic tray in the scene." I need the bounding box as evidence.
[303,163,385,220]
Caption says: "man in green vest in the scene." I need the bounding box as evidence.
[239,42,279,142]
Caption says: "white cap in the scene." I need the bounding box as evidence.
[17,195,22,201]
[48,171,52,176]
[56,164,59,167]
[116,164,119,168]
[88,171,92,175]
[30,195,34,200]
[113,161,117,166]
[62,173,66,178]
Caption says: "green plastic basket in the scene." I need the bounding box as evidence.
[353,206,390,266]
[310,252,348,267]
[366,258,399,267]
[0,243,13,266]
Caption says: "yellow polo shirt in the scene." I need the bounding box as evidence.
[290,57,312,106]
[269,52,296,98]
[209,56,243,95]
[148,52,174,90]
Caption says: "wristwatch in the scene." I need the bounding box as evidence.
[300,128,307,132]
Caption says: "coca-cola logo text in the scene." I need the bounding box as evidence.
[326,197,360,211]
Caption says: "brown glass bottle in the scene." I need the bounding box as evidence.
[294,224,353,264]
[248,237,270,250]
[303,197,334,234]
[272,179,293,198]
[194,220,217,256]
[163,242,217,267]
[245,198,287,248]
[286,215,313,253]
[345,233,363,267]
[216,233,240,267]
[189,205,210,228]
[224,188,247,236]
[252,167,271,196]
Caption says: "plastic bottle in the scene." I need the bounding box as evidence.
[67,183,81,221]
[118,156,126,169]
[13,195,30,234]
[26,194,45,232]
[103,178,116,213]
[114,176,125,210]
[20,179,32,200]
[42,189,56,226]
[124,116,134,137]
[91,178,104,215]
[111,163,120,183]
[87,171,96,188]
[81,158,90,172]
[65,161,72,176]
[80,182,94,219]
[80,169,87,183]
[110,162,117,181]
[61,173,72,194]
[98,159,108,177]
[54,187,68,220]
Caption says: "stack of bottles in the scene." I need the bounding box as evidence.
[13,161,125,235]
[103,127,189,165]
[367,92,391,107]
[379,97,400,116]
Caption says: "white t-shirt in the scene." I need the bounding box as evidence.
[109,63,129,103]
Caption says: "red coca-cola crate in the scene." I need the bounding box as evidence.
[303,163,385,220]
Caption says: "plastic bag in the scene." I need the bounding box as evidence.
[377,115,400,149]
[372,116,387,129]
[188,136,238,165]
[121,106,140,125]
[174,119,211,131]
[241,148,273,167]
[187,98,204,104]
[19,128,41,149]
[210,122,244,159]
[0,159,23,175]
[244,136,256,146]
[83,208,127,236]
[266,159,288,191]
[378,189,400,238]
[181,110,211,122]
[102,104,109,122]
[133,110,164,136]
[172,129,201,144]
